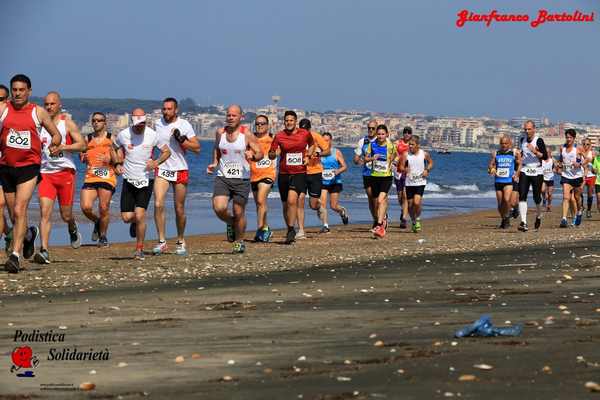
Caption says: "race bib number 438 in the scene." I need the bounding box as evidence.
[7,129,31,150]
[158,169,177,181]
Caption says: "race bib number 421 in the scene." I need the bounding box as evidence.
[7,129,31,150]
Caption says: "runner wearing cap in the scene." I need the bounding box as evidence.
[249,114,276,242]
[80,112,119,247]
[152,97,200,256]
[114,108,171,260]
[0,74,62,273]
[319,132,349,232]
[296,118,330,238]
[33,91,86,264]
[268,110,315,244]
[207,105,263,254]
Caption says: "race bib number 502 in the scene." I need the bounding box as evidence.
[7,129,31,150]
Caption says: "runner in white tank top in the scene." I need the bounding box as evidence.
[34,92,86,265]
[207,105,263,254]
[582,138,596,217]
[399,136,433,233]
[558,129,584,227]
[541,150,555,212]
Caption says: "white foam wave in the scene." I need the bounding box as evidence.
[426,190,496,199]
[425,182,442,192]
[447,184,480,192]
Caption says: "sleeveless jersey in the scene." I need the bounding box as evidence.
[494,149,516,184]
[367,139,396,177]
[360,136,375,176]
[0,102,42,167]
[561,145,583,179]
[250,133,276,183]
[520,135,543,176]
[217,126,250,180]
[585,150,595,178]
[406,149,427,187]
[40,115,76,173]
[541,158,554,181]
[84,132,116,187]
[321,148,342,185]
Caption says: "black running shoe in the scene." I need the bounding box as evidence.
[129,222,137,238]
[69,223,81,249]
[34,249,51,265]
[226,224,235,242]
[518,222,528,232]
[534,217,541,230]
[340,207,349,225]
[285,228,296,245]
[4,253,20,273]
[23,226,38,260]
[399,219,407,229]
[559,218,568,228]
[92,220,100,242]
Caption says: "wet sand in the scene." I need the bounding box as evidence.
[1,209,600,399]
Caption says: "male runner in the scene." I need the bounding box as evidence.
[208,105,262,253]
[268,110,315,244]
[353,120,378,228]
[249,114,276,242]
[0,84,11,246]
[517,120,548,232]
[582,138,595,218]
[33,91,86,264]
[319,132,349,232]
[488,135,521,229]
[0,74,62,272]
[152,97,200,256]
[592,148,600,213]
[296,118,330,239]
[80,112,119,247]
[115,108,171,260]
[557,129,584,228]
[394,126,412,228]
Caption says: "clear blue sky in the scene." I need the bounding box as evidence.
[2,0,598,122]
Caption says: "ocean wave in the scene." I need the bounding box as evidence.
[425,182,442,192]
[426,190,496,199]
[447,184,480,192]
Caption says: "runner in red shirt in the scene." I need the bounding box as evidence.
[0,74,62,273]
[268,110,315,244]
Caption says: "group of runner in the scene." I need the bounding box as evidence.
[490,120,600,230]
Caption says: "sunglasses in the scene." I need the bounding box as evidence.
[368,127,377,130]
[0,96,6,101]
[92,119,106,123]
[255,122,268,126]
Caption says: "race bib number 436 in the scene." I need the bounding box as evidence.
[7,129,31,150]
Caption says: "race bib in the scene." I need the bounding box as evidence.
[322,169,335,181]
[127,178,149,188]
[496,167,510,178]
[158,169,177,181]
[7,129,31,150]
[286,152,303,166]
[373,160,388,173]
[223,162,242,179]
[523,164,539,176]
[255,157,271,169]
[92,167,110,179]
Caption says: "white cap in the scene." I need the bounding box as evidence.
[132,115,146,125]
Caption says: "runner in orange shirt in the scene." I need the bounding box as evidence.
[296,118,330,238]
[249,114,276,242]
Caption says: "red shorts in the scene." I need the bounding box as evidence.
[38,169,76,206]
[585,176,596,186]
[155,169,189,185]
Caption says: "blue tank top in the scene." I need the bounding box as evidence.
[495,149,515,184]
[321,148,341,185]
[361,136,374,176]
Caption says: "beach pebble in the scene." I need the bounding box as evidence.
[117,362,128,368]
[337,376,351,382]
[374,340,385,347]
[369,333,377,338]
[175,356,185,363]
[79,382,96,391]
[585,382,600,392]
[558,305,568,310]
[542,365,552,374]
[563,274,573,280]
[222,375,233,382]
[443,392,455,397]
[297,356,306,361]
[473,363,493,370]
[191,353,201,359]
[458,374,476,382]
[58,325,67,330]
[397,369,405,374]
[89,370,96,375]
[263,368,272,374]
[227,359,235,365]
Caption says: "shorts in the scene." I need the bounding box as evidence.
[495,182,514,191]
[0,164,41,193]
[362,175,374,190]
[306,173,322,198]
[82,181,116,193]
[251,177,274,192]
[38,169,76,206]
[155,169,189,185]
[406,185,426,200]
[322,183,343,193]
[120,179,154,212]
[512,181,519,191]
[394,175,406,192]
[543,179,554,187]
[560,177,583,188]
[585,176,596,186]
[595,185,600,194]
[213,175,250,205]
[371,176,393,197]
[278,173,307,203]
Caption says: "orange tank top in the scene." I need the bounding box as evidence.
[84,133,117,187]
[250,134,276,182]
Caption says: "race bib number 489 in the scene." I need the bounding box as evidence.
[7,129,31,150]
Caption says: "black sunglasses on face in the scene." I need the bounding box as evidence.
[368,127,376,130]
[92,119,105,123]
[255,122,268,126]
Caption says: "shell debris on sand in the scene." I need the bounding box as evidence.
[79,382,95,391]
[473,364,493,370]
[585,382,600,392]
[458,374,477,382]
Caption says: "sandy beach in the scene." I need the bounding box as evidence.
[1,209,600,399]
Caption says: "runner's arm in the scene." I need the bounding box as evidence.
[268,134,279,160]
[535,138,548,161]
[514,150,522,176]
[62,118,86,153]
[488,151,496,175]
[207,129,221,174]
[353,139,363,165]
[147,144,171,170]
[423,152,434,177]
[245,132,263,161]
[315,133,331,157]
[181,135,201,154]
[36,106,62,149]
[336,149,347,175]
[305,133,315,159]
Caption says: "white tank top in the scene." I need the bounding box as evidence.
[585,150,595,177]
[40,116,76,173]
[541,158,554,180]
[406,149,426,187]
[216,128,250,179]
[561,145,583,179]
[520,135,542,176]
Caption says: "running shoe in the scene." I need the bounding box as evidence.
[4,227,13,255]
[91,220,100,242]
[373,225,386,238]
[534,217,541,230]
[129,222,137,238]
[253,229,262,242]
[511,208,520,219]
[232,241,245,254]
[152,240,168,255]
[296,230,306,240]
[371,221,378,231]
[574,213,582,226]
[319,226,331,234]
[559,218,568,228]
[34,249,51,265]
[23,226,38,260]
[518,222,528,232]
[340,207,349,225]
[586,210,592,218]
[383,214,389,230]
[226,224,235,242]
[285,228,296,244]
[414,220,422,233]
[399,219,407,229]
[134,249,145,260]
[69,222,82,249]
[4,253,20,273]
[98,236,109,247]
[261,227,272,243]
[175,241,187,256]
